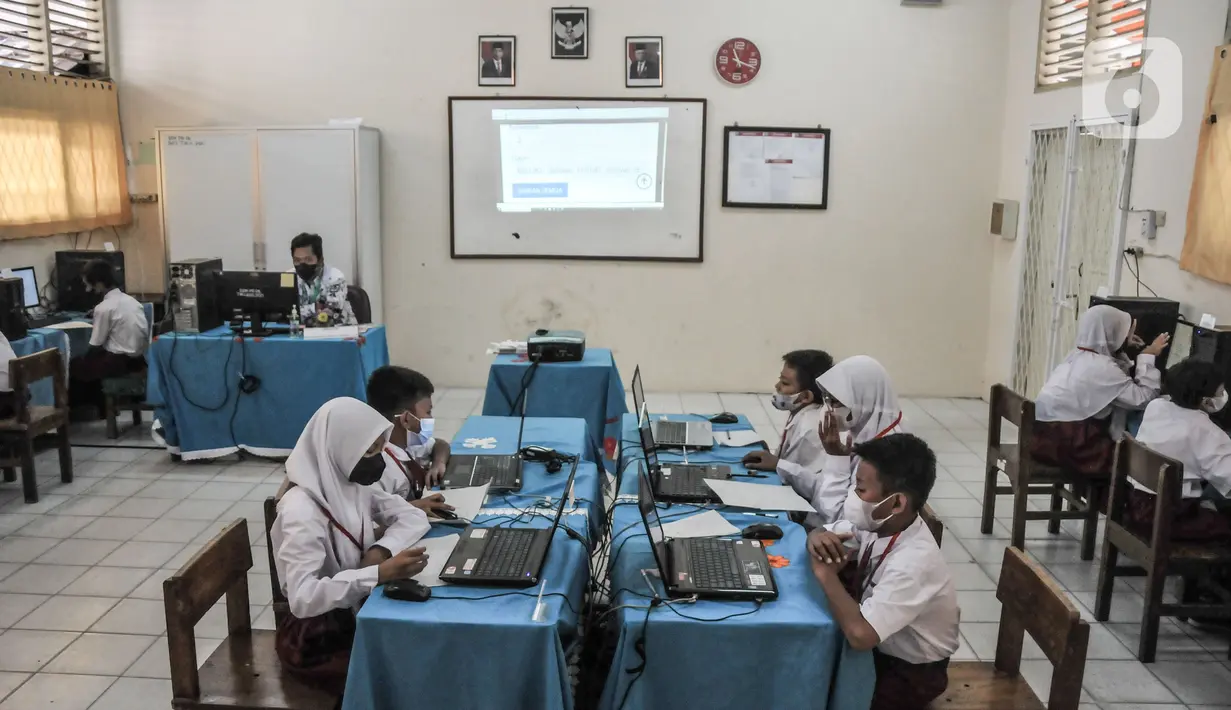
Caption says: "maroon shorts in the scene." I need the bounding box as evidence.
[870,649,950,710]
[1030,418,1114,477]
[1126,488,1231,543]
[274,608,355,697]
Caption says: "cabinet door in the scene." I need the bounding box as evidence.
[257,130,357,279]
[160,130,258,270]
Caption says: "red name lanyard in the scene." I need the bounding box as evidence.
[385,445,426,499]
[873,412,903,441]
[315,504,364,553]
[778,410,798,453]
[854,531,901,598]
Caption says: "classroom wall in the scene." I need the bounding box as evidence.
[74,0,1011,394]
[984,0,1231,389]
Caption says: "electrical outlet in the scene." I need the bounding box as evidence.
[129,193,159,204]
[1125,246,1145,258]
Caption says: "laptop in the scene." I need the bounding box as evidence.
[637,467,777,601]
[637,409,730,504]
[440,404,527,493]
[9,266,69,328]
[439,455,579,587]
[631,365,712,448]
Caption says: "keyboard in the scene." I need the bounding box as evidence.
[27,314,71,329]
[657,466,722,500]
[473,456,519,487]
[685,538,745,590]
[474,528,536,578]
[656,420,688,445]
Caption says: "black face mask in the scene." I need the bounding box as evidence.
[294,262,320,282]
[349,454,385,486]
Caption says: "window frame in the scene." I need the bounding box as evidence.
[0,0,109,80]
[1035,0,1150,93]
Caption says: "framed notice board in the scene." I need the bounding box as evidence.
[721,126,830,209]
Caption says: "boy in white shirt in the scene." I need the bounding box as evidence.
[365,366,454,518]
[68,259,150,412]
[742,349,833,482]
[1130,358,1231,541]
[808,433,959,710]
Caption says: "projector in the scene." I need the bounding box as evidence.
[527,329,585,362]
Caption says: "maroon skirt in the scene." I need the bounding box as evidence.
[1125,489,1231,543]
[274,608,355,697]
[1030,418,1114,477]
[870,649,950,710]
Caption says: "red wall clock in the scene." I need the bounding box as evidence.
[715,37,761,85]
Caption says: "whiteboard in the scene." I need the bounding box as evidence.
[721,126,830,209]
[449,97,706,261]
[159,130,258,269]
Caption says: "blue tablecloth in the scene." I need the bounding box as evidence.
[603,413,875,710]
[345,494,592,710]
[146,326,388,460]
[483,348,627,466]
[616,412,774,495]
[450,415,603,541]
[9,328,70,406]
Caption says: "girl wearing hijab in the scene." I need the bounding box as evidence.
[272,397,432,695]
[1032,305,1167,476]
[783,355,906,527]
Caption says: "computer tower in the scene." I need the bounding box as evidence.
[55,250,126,312]
[1189,326,1231,429]
[168,258,224,333]
[1088,295,1181,367]
[0,277,28,341]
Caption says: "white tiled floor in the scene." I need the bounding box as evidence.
[0,392,1226,709]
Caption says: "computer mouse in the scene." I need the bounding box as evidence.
[431,508,458,521]
[741,523,784,540]
[384,579,431,602]
[711,412,739,424]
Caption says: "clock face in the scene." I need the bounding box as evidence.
[715,37,761,85]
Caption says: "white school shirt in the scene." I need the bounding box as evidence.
[775,404,832,512]
[1035,352,1160,440]
[1133,397,1231,499]
[794,419,906,528]
[828,517,961,664]
[377,445,414,499]
[0,331,15,392]
[272,485,430,619]
[90,289,149,356]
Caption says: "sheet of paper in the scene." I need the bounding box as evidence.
[40,320,93,330]
[410,534,459,587]
[714,429,765,447]
[703,478,814,513]
[438,483,489,522]
[303,325,360,340]
[660,510,741,539]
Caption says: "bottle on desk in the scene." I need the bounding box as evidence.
[290,306,301,337]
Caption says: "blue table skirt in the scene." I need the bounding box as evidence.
[9,328,70,406]
[146,326,388,460]
[483,348,627,465]
[345,511,591,710]
[450,416,603,542]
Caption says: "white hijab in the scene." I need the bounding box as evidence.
[285,397,392,566]
[816,355,905,444]
[1036,306,1136,422]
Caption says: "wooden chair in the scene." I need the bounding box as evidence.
[101,371,148,439]
[164,518,336,710]
[982,384,1109,560]
[1094,436,1231,662]
[263,497,291,628]
[921,503,944,546]
[932,547,1090,709]
[0,348,72,503]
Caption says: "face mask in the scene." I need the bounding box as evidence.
[1202,389,1229,414]
[828,404,854,431]
[844,489,898,532]
[401,412,434,444]
[770,392,802,411]
[294,262,319,283]
[349,453,385,486]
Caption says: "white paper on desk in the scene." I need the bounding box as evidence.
[437,483,489,522]
[660,510,741,539]
[409,534,459,587]
[714,430,765,447]
[41,320,93,330]
[703,478,814,513]
[303,325,360,340]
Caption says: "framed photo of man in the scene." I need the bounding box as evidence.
[551,8,588,59]
[625,37,663,88]
[478,36,516,86]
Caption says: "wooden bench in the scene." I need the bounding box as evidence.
[921,503,943,547]
[263,496,291,629]
[0,348,72,503]
[100,371,149,439]
[164,518,337,710]
[1094,436,1231,662]
[982,384,1109,560]
[930,547,1090,709]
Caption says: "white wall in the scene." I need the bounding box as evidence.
[985,0,1231,389]
[91,0,1010,394]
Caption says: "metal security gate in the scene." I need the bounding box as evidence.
[1010,118,1134,396]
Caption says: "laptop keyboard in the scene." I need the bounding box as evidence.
[472,456,519,487]
[658,467,721,499]
[656,420,688,444]
[474,528,536,578]
[686,538,745,590]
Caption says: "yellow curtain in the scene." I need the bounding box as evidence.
[0,69,131,240]
[1181,45,1231,285]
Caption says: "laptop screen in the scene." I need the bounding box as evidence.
[11,267,37,308]
[632,366,647,423]
[638,415,659,472]
[635,465,669,578]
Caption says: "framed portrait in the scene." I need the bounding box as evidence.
[625,36,663,88]
[478,36,516,86]
[551,7,588,59]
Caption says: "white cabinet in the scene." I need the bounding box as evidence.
[157,126,383,322]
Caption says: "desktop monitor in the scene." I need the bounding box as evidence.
[55,250,126,311]
[11,266,37,308]
[216,271,299,335]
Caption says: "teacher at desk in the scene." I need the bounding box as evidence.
[290,232,356,328]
